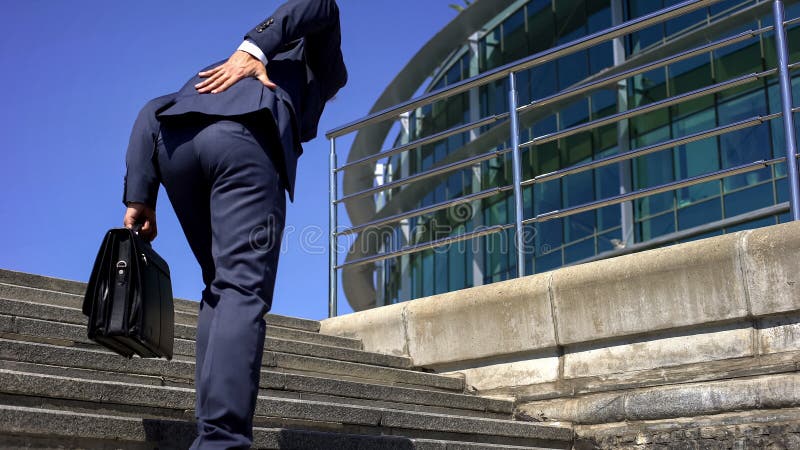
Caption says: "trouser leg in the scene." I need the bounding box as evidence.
[157,115,286,449]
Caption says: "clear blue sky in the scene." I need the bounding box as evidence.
[0,1,458,319]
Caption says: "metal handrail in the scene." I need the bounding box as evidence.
[574,201,791,265]
[337,185,512,237]
[337,25,773,180]
[528,160,775,223]
[325,0,800,317]
[336,113,508,172]
[519,29,759,113]
[334,224,510,270]
[520,70,767,149]
[527,115,772,185]
[336,147,511,204]
[326,0,722,139]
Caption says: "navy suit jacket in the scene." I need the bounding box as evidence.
[124,0,347,206]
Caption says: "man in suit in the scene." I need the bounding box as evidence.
[120,0,346,448]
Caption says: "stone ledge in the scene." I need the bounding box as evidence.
[322,222,800,372]
[574,407,800,449]
[517,372,800,424]
[552,232,747,345]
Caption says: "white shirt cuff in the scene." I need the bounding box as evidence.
[238,39,268,66]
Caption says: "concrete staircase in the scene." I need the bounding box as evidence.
[0,269,573,449]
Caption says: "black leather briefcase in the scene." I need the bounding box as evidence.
[83,227,174,360]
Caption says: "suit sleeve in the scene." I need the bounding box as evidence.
[245,0,341,61]
[122,94,175,209]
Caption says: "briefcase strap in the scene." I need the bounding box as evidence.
[109,237,131,331]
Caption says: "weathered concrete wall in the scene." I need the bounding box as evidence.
[573,408,800,449]
[321,221,800,425]
[323,271,557,367]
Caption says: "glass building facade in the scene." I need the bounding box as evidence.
[355,0,800,307]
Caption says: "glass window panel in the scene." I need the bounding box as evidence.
[565,210,596,242]
[587,1,611,33]
[433,249,447,294]
[725,216,777,233]
[484,232,508,282]
[598,228,623,253]
[628,25,662,56]
[627,0,662,54]
[630,66,668,107]
[480,29,501,72]
[535,218,564,254]
[560,98,590,129]
[632,123,670,148]
[673,108,720,205]
[562,133,592,165]
[529,63,557,101]
[710,0,751,17]
[521,223,537,259]
[672,106,715,135]
[593,123,618,152]
[589,41,614,75]
[631,109,670,143]
[595,161,621,199]
[534,247,562,273]
[679,229,723,243]
[421,250,433,297]
[634,145,674,189]
[516,69,532,106]
[534,179,562,216]
[636,211,676,241]
[598,203,622,232]
[763,33,779,70]
[724,182,774,217]
[676,178,720,208]
[678,197,722,229]
[714,40,763,93]
[718,89,771,191]
[487,191,509,226]
[533,115,558,139]
[634,146,675,218]
[563,171,594,207]
[445,60,462,86]
[527,0,555,54]
[777,177,789,203]
[768,82,786,160]
[555,0,587,44]
[788,23,800,63]
[564,238,596,264]
[502,9,527,63]
[669,53,712,96]
[591,90,617,121]
[664,8,705,37]
[557,51,590,91]
[447,228,466,292]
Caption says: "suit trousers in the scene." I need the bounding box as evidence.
[155,113,286,449]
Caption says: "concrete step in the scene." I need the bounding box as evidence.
[0,297,361,350]
[0,338,465,392]
[0,281,322,332]
[0,356,509,420]
[0,405,565,449]
[0,313,408,369]
[0,369,572,447]
[0,269,86,296]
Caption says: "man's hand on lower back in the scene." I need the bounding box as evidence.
[195,50,277,94]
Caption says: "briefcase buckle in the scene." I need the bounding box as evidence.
[116,260,128,283]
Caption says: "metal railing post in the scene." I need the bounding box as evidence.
[329,138,339,317]
[508,72,526,277]
[774,0,800,221]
